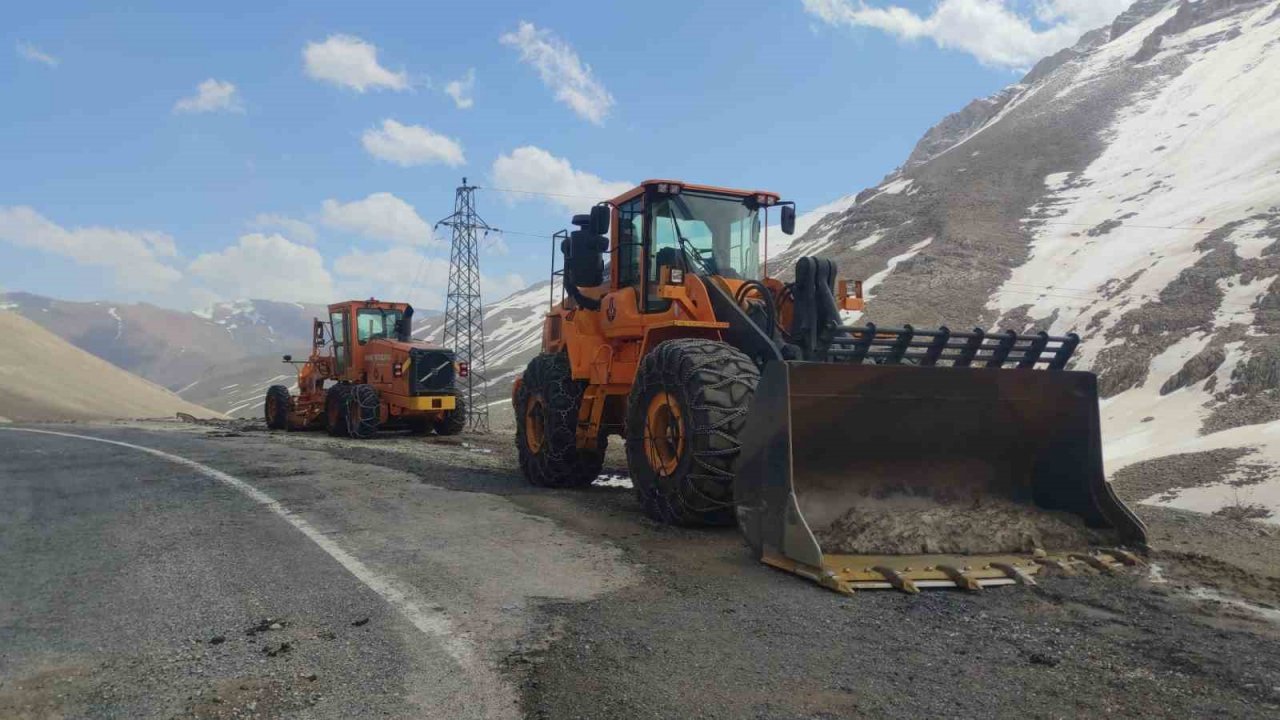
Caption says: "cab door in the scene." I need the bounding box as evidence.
[600,195,645,340]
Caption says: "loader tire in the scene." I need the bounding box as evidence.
[345,384,381,439]
[434,394,467,436]
[264,385,292,430]
[325,384,351,437]
[626,339,759,526]
[515,353,604,488]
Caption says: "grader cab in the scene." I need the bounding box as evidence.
[263,299,467,438]
[513,179,1147,593]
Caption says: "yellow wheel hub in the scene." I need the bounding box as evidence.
[525,395,546,453]
[644,391,685,476]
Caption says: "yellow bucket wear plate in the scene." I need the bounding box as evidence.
[762,549,1143,594]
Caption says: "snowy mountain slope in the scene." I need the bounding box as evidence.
[772,0,1280,522]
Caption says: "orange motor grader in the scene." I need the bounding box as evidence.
[513,179,1147,594]
[264,299,467,438]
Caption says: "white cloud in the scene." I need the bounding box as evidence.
[0,206,181,292]
[802,0,1129,68]
[248,213,316,244]
[333,247,527,311]
[15,41,58,68]
[334,247,449,309]
[321,192,436,247]
[361,119,465,167]
[499,22,614,125]
[174,79,244,114]
[445,68,476,109]
[189,233,333,303]
[303,34,409,92]
[491,146,631,213]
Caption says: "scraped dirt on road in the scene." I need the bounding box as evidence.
[30,418,1280,718]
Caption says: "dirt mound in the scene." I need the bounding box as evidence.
[813,496,1107,555]
[0,311,223,421]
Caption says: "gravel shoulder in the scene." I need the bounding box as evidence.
[6,418,1280,719]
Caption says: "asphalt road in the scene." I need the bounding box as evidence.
[3,422,1280,719]
[0,425,628,719]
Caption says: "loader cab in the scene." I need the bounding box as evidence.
[602,181,792,314]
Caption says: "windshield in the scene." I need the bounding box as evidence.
[356,308,403,344]
[650,191,760,281]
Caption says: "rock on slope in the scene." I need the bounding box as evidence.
[772,0,1280,522]
[0,311,222,421]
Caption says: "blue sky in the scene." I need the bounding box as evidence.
[1,0,1125,311]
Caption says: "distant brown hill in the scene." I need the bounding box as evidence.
[0,311,223,422]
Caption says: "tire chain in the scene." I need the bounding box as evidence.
[630,339,759,522]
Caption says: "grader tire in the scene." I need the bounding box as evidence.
[515,353,604,488]
[264,385,291,430]
[434,394,467,436]
[325,385,351,437]
[345,384,381,439]
[625,339,759,526]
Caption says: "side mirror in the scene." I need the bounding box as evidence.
[282,354,293,363]
[780,205,796,236]
[589,204,610,235]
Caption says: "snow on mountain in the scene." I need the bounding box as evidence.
[773,0,1280,523]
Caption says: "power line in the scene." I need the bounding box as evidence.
[480,185,603,202]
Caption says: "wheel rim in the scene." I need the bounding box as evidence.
[525,395,546,453]
[644,391,684,476]
[328,398,339,428]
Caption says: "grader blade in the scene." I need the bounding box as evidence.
[734,352,1147,594]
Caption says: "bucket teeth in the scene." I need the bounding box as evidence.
[990,562,1038,586]
[871,566,920,594]
[1070,553,1120,574]
[935,564,982,591]
[1033,557,1077,576]
[1105,549,1144,566]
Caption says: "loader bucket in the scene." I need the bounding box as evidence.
[734,361,1147,593]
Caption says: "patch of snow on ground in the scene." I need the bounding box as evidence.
[1225,217,1276,260]
[1043,172,1072,192]
[595,474,633,489]
[863,238,933,296]
[107,307,123,340]
[1214,274,1274,329]
[853,230,886,251]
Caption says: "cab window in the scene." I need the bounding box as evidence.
[356,309,403,344]
[616,197,643,289]
[330,312,348,372]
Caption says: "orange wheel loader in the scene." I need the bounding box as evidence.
[512,180,1147,593]
[264,299,467,438]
